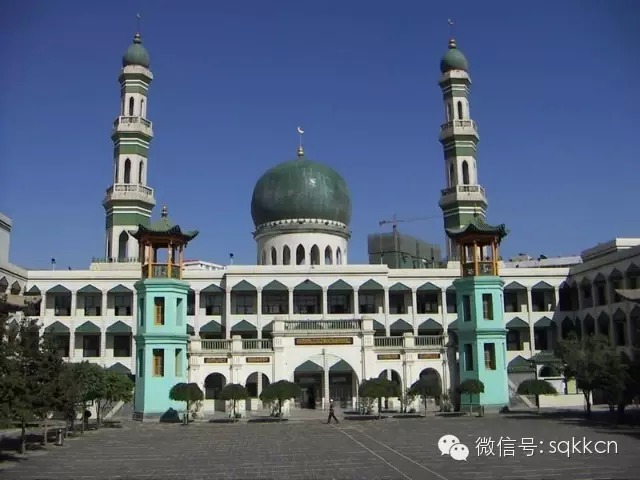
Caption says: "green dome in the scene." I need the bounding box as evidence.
[440,39,468,73]
[122,33,150,68]
[251,154,352,227]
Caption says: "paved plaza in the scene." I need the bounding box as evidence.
[2,413,640,479]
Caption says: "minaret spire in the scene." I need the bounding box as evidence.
[102,28,156,262]
[437,31,487,262]
[297,126,305,158]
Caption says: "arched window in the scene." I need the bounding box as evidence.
[114,161,119,183]
[128,97,135,116]
[296,244,305,265]
[457,101,463,120]
[138,160,144,184]
[446,103,452,121]
[140,98,145,117]
[449,163,455,186]
[107,238,112,259]
[324,246,333,265]
[118,231,129,261]
[310,245,320,265]
[261,249,267,265]
[462,161,470,185]
[123,159,131,183]
[336,247,342,265]
[270,247,277,265]
[283,246,291,265]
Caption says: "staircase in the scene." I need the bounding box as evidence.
[508,380,534,409]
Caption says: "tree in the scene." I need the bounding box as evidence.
[408,376,442,415]
[359,378,399,419]
[555,333,610,417]
[219,384,248,421]
[169,383,204,422]
[259,380,300,418]
[93,372,134,428]
[70,362,106,433]
[517,379,557,413]
[457,379,485,414]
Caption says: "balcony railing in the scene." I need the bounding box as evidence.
[201,339,232,351]
[375,335,443,348]
[106,184,154,197]
[414,335,444,347]
[91,256,140,264]
[440,184,486,197]
[242,339,273,350]
[112,116,153,130]
[462,261,496,277]
[284,319,363,331]
[440,119,477,131]
[142,263,181,279]
[374,337,404,348]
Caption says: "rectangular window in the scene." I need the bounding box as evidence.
[54,295,71,316]
[506,330,521,351]
[294,294,321,314]
[138,349,144,377]
[187,291,196,315]
[359,294,377,314]
[54,335,70,357]
[464,344,474,371]
[534,329,549,351]
[153,349,164,377]
[176,298,183,325]
[484,343,496,370]
[82,335,100,357]
[446,291,457,313]
[417,293,439,314]
[482,294,493,320]
[175,348,182,376]
[262,294,288,314]
[139,297,145,326]
[204,295,223,315]
[113,334,131,357]
[84,295,101,316]
[328,294,350,314]
[115,295,132,316]
[234,294,254,314]
[462,296,472,322]
[154,297,165,325]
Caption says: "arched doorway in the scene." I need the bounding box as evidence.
[246,372,270,398]
[293,356,360,410]
[418,368,443,410]
[204,372,226,399]
[378,369,402,411]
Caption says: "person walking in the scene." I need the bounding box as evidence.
[327,399,339,424]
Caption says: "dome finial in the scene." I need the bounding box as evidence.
[297,126,305,158]
[447,18,456,48]
[161,205,168,218]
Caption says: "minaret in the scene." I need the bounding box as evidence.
[446,215,509,411]
[437,35,487,261]
[103,30,156,262]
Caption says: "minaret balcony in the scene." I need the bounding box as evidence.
[462,261,498,277]
[104,183,155,205]
[439,119,478,140]
[439,184,486,206]
[112,116,153,137]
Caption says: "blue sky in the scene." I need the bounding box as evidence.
[1,1,638,269]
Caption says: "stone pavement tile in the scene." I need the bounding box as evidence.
[3,415,640,479]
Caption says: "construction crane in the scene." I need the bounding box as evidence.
[378,213,441,232]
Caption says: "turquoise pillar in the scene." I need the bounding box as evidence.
[455,275,509,409]
[133,278,190,420]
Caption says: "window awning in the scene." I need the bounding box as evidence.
[75,321,101,334]
[506,317,529,329]
[231,320,257,332]
[389,282,410,292]
[44,321,70,334]
[534,316,554,328]
[106,362,132,375]
[106,321,132,334]
[231,280,256,292]
[201,283,224,293]
[78,284,102,294]
[47,284,71,294]
[359,279,383,291]
[327,279,352,291]
[108,284,132,294]
[200,320,222,334]
[417,282,439,292]
[294,280,321,292]
[390,319,412,332]
[418,318,442,331]
[295,360,323,373]
[187,324,195,335]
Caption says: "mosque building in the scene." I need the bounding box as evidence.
[2,29,640,418]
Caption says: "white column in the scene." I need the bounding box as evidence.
[554,286,561,341]
[321,288,328,318]
[194,290,201,333]
[101,290,108,318]
[40,293,47,317]
[256,289,262,339]
[383,288,390,335]
[411,289,418,334]
[440,289,449,342]
[526,287,535,353]
[288,288,294,319]
[69,329,75,359]
[132,290,138,325]
[71,291,77,317]
[353,290,359,319]
[322,349,329,410]
[225,292,231,339]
